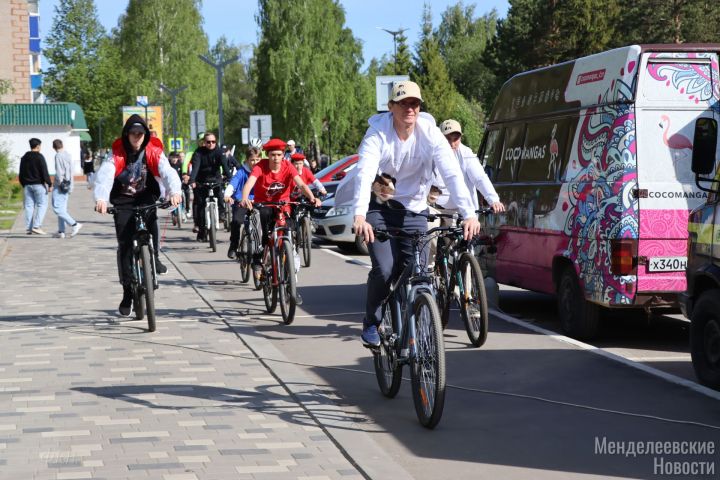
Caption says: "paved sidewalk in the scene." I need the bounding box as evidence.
[0,185,367,480]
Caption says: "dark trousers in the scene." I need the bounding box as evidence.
[253,206,276,264]
[229,202,248,250]
[114,207,159,286]
[193,184,224,232]
[365,198,428,327]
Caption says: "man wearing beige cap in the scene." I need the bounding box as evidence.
[351,80,480,347]
[436,119,505,214]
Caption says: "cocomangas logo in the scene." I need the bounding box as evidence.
[576,69,606,85]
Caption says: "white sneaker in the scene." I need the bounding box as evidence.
[70,223,83,237]
[53,232,65,239]
[31,227,47,235]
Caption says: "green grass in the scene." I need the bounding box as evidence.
[0,186,22,230]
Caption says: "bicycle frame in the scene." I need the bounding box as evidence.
[258,203,294,288]
[204,186,219,229]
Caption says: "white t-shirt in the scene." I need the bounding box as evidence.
[435,142,500,211]
[352,112,476,220]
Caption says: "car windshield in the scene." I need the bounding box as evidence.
[314,155,355,179]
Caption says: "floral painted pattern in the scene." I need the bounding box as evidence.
[647,52,720,109]
[562,65,639,305]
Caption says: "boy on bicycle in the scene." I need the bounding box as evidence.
[290,152,326,199]
[223,146,260,259]
[94,114,182,316]
[351,81,481,347]
[239,138,321,278]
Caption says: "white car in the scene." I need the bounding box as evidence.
[311,181,368,254]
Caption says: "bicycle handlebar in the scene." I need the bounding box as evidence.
[107,201,170,215]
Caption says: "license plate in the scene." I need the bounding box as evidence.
[648,256,687,272]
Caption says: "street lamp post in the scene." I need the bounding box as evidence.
[198,54,239,147]
[379,27,408,74]
[97,118,105,150]
[159,83,188,151]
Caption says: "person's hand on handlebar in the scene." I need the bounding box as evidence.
[95,199,107,214]
[240,198,253,210]
[224,195,233,204]
[311,197,322,208]
[353,215,374,243]
[490,201,505,213]
[169,193,182,208]
[462,216,481,241]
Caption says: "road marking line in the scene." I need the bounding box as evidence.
[490,308,720,402]
[319,247,371,268]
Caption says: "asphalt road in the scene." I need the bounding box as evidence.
[161,213,720,480]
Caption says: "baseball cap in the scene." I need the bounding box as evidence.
[263,138,287,152]
[287,139,296,146]
[390,81,423,104]
[440,119,462,136]
[128,122,145,134]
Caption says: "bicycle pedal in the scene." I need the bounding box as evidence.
[363,343,381,352]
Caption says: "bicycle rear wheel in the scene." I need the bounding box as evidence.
[457,253,488,347]
[301,216,312,267]
[410,291,446,429]
[208,205,217,252]
[140,245,156,332]
[278,241,297,325]
[434,258,451,329]
[238,226,251,284]
[262,248,277,313]
[373,299,402,398]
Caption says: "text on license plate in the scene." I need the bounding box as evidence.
[648,256,687,272]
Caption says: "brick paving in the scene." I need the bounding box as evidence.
[0,184,368,480]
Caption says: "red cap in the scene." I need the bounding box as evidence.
[262,138,286,152]
[290,153,306,161]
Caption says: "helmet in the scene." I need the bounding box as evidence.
[250,138,263,149]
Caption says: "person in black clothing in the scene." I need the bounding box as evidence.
[222,145,240,174]
[93,115,182,316]
[18,138,53,235]
[189,132,229,241]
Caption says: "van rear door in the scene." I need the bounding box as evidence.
[635,51,720,294]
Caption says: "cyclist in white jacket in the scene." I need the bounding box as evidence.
[352,81,481,347]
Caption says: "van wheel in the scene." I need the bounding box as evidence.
[557,267,600,340]
[690,289,720,390]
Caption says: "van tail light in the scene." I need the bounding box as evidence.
[611,239,637,275]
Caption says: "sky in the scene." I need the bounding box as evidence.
[38,0,509,68]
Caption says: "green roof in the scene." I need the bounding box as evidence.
[0,102,91,139]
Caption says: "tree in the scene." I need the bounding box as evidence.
[414,4,483,149]
[436,2,497,103]
[42,0,127,148]
[614,0,720,45]
[254,0,373,157]
[116,0,216,142]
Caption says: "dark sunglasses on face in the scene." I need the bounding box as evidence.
[397,99,421,109]
[205,140,216,144]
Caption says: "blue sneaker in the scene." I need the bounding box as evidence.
[361,323,381,347]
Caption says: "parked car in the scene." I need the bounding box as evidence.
[680,117,720,391]
[311,180,368,255]
[315,154,358,183]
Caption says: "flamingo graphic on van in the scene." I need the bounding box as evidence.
[659,115,693,158]
[547,123,560,179]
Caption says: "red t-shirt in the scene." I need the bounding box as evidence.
[299,167,316,185]
[250,159,298,203]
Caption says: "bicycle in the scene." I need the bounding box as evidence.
[290,196,315,267]
[223,181,233,232]
[254,201,299,325]
[199,181,223,252]
[371,224,446,429]
[433,208,493,347]
[236,207,262,287]
[107,201,168,332]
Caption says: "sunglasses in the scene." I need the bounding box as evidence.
[205,139,217,144]
[396,99,421,109]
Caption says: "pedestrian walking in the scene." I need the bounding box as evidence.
[50,139,82,238]
[82,143,95,188]
[18,137,52,235]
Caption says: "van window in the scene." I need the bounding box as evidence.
[479,129,503,180]
[642,58,714,105]
[497,124,526,183]
[517,119,570,182]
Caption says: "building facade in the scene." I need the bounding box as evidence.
[0,0,42,104]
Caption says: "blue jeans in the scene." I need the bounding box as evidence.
[23,184,48,230]
[365,198,428,327]
[51,189,76,233]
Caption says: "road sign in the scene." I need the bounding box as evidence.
[249,115,272,143]
[136,95,148,107]
[122,105,164,141]
[375,75,410,112]
[241,127,249,145]
[190,110,206,141]
[169,137,184,152]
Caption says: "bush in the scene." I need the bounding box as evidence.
[0,148,14,202]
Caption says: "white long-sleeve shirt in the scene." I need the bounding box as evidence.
[434,142,500,211]
[352,112,477,220]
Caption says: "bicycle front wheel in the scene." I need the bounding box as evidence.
[176,204,183,229]
[278,241,297,325]
[238,226,251,284]
[434,259,451,330]
[410,291,446,429]
[458,253,488,347]
[374,299,402,398]
[133,253,145,320]
[208,205,217,252]
[301,216,312,267]
[140,245,156,332]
